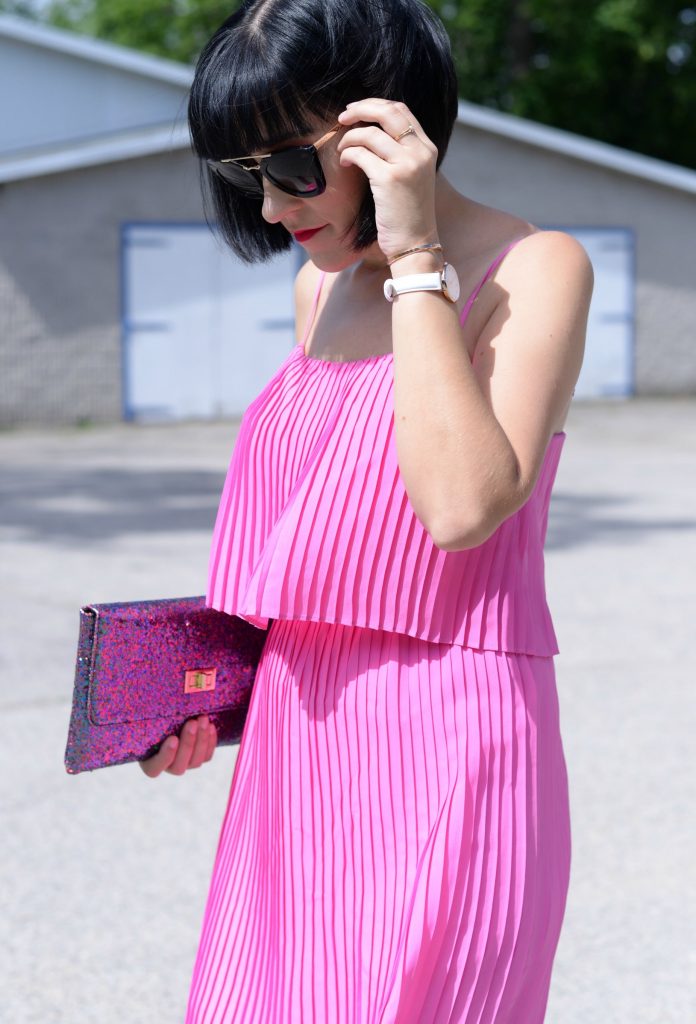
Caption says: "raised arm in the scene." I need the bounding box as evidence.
[389,230,593,549]
[336,98,593,550]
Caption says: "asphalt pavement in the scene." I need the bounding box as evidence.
[1,396,694,1024]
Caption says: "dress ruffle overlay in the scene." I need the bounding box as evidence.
[186,242,572,1024]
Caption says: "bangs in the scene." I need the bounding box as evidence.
[186,0,458,264]
[189,31,332,161]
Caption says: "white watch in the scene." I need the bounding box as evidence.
[383,262,461,303]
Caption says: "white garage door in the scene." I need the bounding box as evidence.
[121,223,300,421]
[566,227,634,398]
[122,223,633,421]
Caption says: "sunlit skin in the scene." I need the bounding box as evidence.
[256,107,465,280]
[140,97,592,778]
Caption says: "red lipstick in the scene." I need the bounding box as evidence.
[292,226,326,243]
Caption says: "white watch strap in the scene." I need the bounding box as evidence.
[384,272,442,302]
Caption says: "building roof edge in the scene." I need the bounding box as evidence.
[0,123,191,184]
[0,12,194,86]
[457,100,696,195]
[1,83,694,193]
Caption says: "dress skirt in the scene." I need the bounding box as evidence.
[185,617,571,1024]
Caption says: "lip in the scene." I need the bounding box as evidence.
[292,226,326,243]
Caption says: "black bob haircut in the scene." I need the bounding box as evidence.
[187,0,459,263]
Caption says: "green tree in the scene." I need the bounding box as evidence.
[431,0,696,168]
[0,0,46,15]
[2,0,694,168]
[8,0,242,65]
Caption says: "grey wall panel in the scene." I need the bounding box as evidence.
[0,37,188,155]
[0,151,204,425]
[1,120,695,426]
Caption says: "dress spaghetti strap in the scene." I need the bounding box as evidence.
[302,239,527,350]
[300,269,327,353]
[459,236,528,328]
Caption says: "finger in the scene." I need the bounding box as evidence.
[204,720,217,762]
[166,718,199,776]
[139,735,178,778]
[338,144,390,180]
[187,716,212,769]
[338,99,425,139]
[337,125,401,163]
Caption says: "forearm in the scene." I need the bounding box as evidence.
[390,253,521,550]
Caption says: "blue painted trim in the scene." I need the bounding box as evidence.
[123,320,170,332]
[627,226,637,397]
[123,238,170,249]
[119,223,131,421]
[123,219,214,231]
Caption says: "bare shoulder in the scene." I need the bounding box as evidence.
[472,228,595,380]
[496,229,594,299]
[467,228,594,473]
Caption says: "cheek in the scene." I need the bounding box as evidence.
[322,161,368,219]
[344,163,369,202]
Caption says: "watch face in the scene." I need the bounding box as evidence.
[443,263,460,303]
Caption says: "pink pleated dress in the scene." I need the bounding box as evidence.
[185,240,571,1024]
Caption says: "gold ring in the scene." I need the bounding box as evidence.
[394,125,417,142]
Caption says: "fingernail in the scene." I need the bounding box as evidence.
[165,737,177,750]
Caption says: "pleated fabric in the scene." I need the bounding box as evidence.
[206,345,564,655]
[186,238,572,1023]
[186,621,570,1024]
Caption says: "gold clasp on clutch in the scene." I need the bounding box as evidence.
[184,668,217,693]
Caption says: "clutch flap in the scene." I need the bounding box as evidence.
[83,596,266,726]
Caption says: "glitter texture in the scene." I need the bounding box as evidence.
[64,596,267,774]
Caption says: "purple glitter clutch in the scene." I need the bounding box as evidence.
[64,596,268,774]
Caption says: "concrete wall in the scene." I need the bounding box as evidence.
[0,34,189,155]
[443,123,696,395]
[0,151,204,425]
[1,123,695,426]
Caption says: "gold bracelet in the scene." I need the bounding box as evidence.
[387,242,443,266]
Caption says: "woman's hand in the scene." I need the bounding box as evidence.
[336,98,439,262]
[139,714,217,778]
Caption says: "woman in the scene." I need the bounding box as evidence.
[142,1,592,1021]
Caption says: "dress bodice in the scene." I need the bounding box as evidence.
[206,343,564,656]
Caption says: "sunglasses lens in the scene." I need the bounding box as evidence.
[208,137,330,198]
[265,148,324,196]
[207,161,263,194]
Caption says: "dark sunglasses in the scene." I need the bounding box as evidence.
[206,123,342,198]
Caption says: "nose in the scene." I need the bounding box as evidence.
[260,178,304,225]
